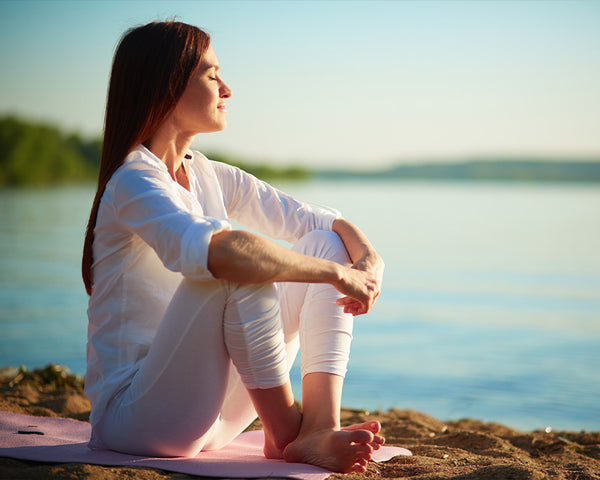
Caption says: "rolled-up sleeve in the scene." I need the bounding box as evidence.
[112,166,231,280]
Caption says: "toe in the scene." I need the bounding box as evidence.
[356,450,372,460]
[353,442,374,456]
[371,434,385,449]
[350,461,367,473]
[343,420,381,434]
[347,429,374,444]
[365,420,381,433]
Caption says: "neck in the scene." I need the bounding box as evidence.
[144,122,195,180]
[144,139,193,177]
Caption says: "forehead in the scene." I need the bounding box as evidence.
[200,45,219,69]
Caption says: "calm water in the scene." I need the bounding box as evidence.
[1,180,599,432]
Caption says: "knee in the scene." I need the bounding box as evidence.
[293,230,349,265]
[304,229,343,246]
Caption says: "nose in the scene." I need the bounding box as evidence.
[220,80,232,98]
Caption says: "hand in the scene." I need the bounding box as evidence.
[335,253,384,316]
[330,218,384,315]
[353,253,384,293]
[333,265,379,316]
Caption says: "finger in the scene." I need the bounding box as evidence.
[337,298,364,316]
[338,296,376,315]
[340,298,362,309]
[336,296,356,306]
[345,302,368,316]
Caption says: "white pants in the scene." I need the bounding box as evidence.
[96,230,353,456]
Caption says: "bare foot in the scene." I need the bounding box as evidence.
[263,431,285,459]
[263,416,301,460]
[342,420,385,450]
[283,427,375,473]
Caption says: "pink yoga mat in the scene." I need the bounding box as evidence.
[0,411,411,480]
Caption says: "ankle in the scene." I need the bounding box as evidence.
[297,407,340,435]
[299,372,344,434]
[299,420,339,436]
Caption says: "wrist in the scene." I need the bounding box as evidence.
[329,262,345,287]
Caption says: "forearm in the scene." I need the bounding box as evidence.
[332,218,380,268]
[332,218,384,314]
[207,229,342,285]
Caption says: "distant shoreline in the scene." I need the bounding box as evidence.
[2,115,600,186]
[317,159,600,183]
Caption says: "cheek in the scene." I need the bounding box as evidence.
[175,92,208,119]
[188,86,216,111]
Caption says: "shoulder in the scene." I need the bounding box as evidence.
[108,145,172,197]
[190,151,238,175]
[190,150,249,188]
[122,145,169,175]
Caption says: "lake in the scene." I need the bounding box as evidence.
[1,180,599,432]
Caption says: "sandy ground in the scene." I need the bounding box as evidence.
[1,365,599,480]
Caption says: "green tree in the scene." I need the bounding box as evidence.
[0,115,310,187]
[0,115,100,186]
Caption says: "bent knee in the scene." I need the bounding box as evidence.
[293,230,349,264]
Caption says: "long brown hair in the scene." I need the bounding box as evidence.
[82,21,211,295]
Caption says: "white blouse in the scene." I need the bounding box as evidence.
[85,144,340,429]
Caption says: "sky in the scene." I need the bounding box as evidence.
[1,0,599,168]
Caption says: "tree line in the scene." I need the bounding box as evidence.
[0,115,310,187]
[0,116,101,186]
[4,115,596,186]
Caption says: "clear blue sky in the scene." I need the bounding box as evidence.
[1,0,599,167]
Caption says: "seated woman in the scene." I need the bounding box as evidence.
[82,20,385,474]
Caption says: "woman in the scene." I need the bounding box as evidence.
[82,21,385,474]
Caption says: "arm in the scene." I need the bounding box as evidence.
[212,160,339,242]
[332,218,384,315]
[207,229,378,307]
[209,160,381,311]
[113,164,231,282]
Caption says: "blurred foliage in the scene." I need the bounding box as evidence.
[6,114,593,186]
[0,115,311,187]
[0,115,101,186]
[205,151,311,181]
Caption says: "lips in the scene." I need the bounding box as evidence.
[217,103,227,112]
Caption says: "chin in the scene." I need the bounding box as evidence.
[199,123,227,134]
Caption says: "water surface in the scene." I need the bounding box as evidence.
[1,180,598,431]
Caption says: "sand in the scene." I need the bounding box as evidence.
[1,364,599,480]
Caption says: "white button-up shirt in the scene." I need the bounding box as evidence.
[85,144,339,431]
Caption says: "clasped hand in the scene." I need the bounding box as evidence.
[335,254,384,316]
